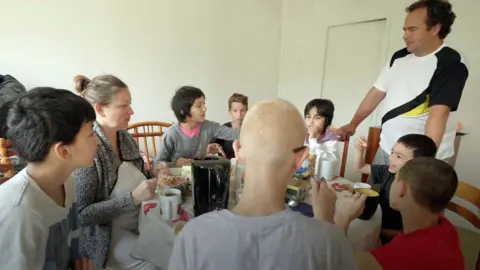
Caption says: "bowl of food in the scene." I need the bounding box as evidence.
[353,182,371,190]
[354,188,379,220]
[157,174,188,202]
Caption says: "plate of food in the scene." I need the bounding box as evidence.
[157,174,187,188]
[157,174,188,202]
[331,182,353,193]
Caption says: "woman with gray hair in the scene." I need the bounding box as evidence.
[73,74,160,270]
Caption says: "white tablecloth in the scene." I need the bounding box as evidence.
[133,177,382,269]
[132,209,176,270]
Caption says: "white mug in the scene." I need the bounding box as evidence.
[318,159,338,181]
[158,188,182,221]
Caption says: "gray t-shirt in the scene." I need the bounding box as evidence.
[0,169,80,270]
[168,209,357,270]
[155,120,239,165]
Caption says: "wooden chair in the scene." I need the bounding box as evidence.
[0,138,15,184]
[127,121,172,168]
[446,181,480,269]
[362,126,381,182]
[329,128,349,177]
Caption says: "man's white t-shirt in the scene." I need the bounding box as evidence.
[374,44,468,159]
[0,168,80,270]
[168,209,357,270]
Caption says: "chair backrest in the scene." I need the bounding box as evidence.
[362,126,381,182]
[446,181,480,270]
[127,121,172,168]
[328,127,349,177]
[0,138,15,184]
[447,181,480,229]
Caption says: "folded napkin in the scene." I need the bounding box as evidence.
[132,207,193,270]
[311,141,338,162]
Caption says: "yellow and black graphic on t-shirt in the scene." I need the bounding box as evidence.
[381,89,429,126]
[401,94,430,117]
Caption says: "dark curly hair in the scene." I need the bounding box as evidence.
[406,0,456,39]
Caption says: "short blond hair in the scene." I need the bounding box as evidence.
[228,93,248,110]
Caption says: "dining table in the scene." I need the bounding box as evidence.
[132,176,382,270]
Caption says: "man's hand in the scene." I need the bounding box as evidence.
[336,123,357,140]
[310,179,337,223]
[334,192,367,232]
[73,258,95,270]
[337,87,386,141]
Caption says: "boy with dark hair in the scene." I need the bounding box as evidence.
[212,93,248,159]
[350,158,464,269]
[156,86,239,166]
[354,133,437,242]
[0,87,99,269]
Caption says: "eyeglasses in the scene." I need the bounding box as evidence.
[237,142,307,154]
[292,145,307,153]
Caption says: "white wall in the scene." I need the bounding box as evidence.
[279,0,480,186]
[1,1,478,190]
[279,0,480,232]
[0,0,283,124]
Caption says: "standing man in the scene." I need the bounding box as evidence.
[337,0,468,164]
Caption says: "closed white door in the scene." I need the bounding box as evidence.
[321,19,387,180]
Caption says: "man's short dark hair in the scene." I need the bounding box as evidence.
[396,134,437,158]
[171,86,205,122]
[406,0,456,39]
[398,157,458,213]
[7,87,96,163]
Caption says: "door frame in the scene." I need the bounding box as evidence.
[319,17,392,126]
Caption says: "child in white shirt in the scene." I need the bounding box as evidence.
[304,99,338,149]
[297,99,338,177]
[0,87,98,269]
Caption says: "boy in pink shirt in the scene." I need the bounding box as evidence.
[156,86,239,167]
